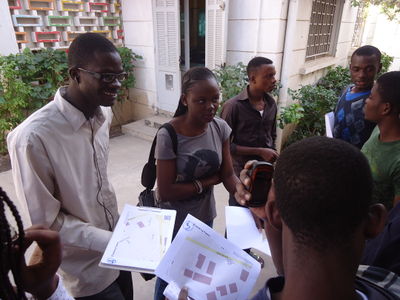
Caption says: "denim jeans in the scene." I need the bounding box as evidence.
[75,271,133,300]
[153,220,214,300]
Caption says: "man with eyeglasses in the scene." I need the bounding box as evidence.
[7,33,133,300]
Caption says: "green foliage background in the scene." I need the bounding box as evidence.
[0,47,139,154]
[351,0,400,22]
[279,52,394,147]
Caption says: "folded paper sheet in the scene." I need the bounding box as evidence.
[156,214,261,300]
[225,206,271,256]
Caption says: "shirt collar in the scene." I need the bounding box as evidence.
[54,87,106,132]
[237,85,273,104]
[237,86,251,101]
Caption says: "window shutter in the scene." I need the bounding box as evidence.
[205,0,228,69]
[153,0,181,112]
[155,0,179,71]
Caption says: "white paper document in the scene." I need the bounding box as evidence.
[156,214,261,300]
[225,206,271,256]
[325,111,334,138]
[100,204,176,273]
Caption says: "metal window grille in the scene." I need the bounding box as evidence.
[352,5,366,48]
[306,0,338,60]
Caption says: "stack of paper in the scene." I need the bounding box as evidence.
[99,204,176,274]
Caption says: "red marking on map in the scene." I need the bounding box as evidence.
[193,272,212,285]
[206,291,217,300]
[206,261,216,275]
[184,269,193,278]
[216,285,228,296]
[196,253,206,269]
[240,269,249,282]
[229,283,238,293]
[137,221,144,228]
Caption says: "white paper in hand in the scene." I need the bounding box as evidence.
[156,214,261,300]
[99,204,176,273]
[325,111,334,138]
[225,206,271,256]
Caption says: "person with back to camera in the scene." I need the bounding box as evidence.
[7,33,133,299]
[178,137,400,300]
[333,45,382,149]
[153,66,240,300]
[240,137,399,300]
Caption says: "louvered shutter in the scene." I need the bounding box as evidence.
[153,0,181,112]
[205,0,228,69]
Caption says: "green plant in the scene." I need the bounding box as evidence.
[281,52,394,147]
[0,48,69,154]
[0,46,141,154]
[214,62,282,114]
[380,52,394,74]
[352,0,400,22]
[214,62,248,105]
[317,65,351,96]
[278,103,304,129]
[117,47,142,101]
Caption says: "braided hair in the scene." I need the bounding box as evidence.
[0,187,27,300]
[174,67,218,117]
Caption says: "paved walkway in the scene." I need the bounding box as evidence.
[0,131,275,299]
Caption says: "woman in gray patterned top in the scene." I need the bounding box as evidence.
[154,67,240,300]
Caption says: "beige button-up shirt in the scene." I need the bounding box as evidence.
[7,88,120,297]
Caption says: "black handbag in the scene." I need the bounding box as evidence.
[138,123,177,281]
[138,123,177,207]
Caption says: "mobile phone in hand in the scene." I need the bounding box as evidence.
[247,161,274,207]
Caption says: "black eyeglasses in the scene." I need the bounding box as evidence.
[78,68,127,83]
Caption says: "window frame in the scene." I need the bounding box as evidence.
[305,0,345,61]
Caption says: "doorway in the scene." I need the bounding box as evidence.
[180,0,206,71]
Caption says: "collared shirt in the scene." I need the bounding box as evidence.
[7,88,119,297]
[220,86,277,175]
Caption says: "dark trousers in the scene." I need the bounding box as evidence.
[76,271,133,300]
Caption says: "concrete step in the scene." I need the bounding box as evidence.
[144,114,172,129]
[122,115,171,142]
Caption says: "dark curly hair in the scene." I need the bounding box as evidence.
[274,136,373,252]
[68,32,118,68]
[376,71,400,114]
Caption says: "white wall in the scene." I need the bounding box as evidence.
[226,0,287,78]
[286,0,358,90]
[364,6,400,71]
[226,0,358,90]
[0,1,18,55]
[121,0,158,120]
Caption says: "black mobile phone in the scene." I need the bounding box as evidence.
[246,161,274,207]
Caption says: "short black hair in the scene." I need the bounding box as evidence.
[351,45,381,63]
[274,136,373,252]
[247,56,273,77]
[376,71,400,113]
[174,66,217,117]
[68,33,118,68]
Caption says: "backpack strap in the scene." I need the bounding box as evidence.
[141,123,177,189]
